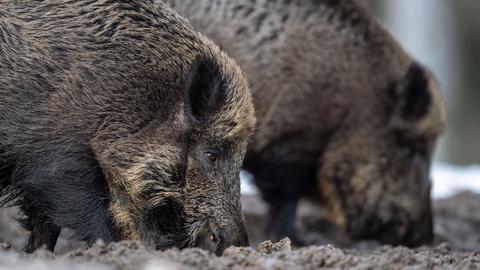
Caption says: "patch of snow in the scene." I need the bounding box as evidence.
[431,162,480,199]
[240,170,258,195]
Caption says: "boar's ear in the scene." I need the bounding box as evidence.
[185,56,226,122]
[392,62,432,121]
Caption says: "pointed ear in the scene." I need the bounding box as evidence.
[184,56,226,122]
[393,62,432,121]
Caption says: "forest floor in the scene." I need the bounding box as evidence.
[0,192,479,269]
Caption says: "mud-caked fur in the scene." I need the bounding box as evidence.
[0,0,255,254]
[166,0,446,246]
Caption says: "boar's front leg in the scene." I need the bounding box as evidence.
[20,202,61,252]
[16,150,116,252]
[265,198,302,244]
[245,158,314,246]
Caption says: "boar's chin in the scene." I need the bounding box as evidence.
[142,200,189,250]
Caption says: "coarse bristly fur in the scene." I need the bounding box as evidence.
[0,0,255,255]
[165,0,446,247]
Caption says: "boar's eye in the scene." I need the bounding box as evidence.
[402,145,416,159]
[205,151,218,163]
[396,133,427,160]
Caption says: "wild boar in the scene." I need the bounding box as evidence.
[0,0,255,255]
[166,0,446,246]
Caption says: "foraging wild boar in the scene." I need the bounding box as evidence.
[0,0,255,255]
[166,0,446,246]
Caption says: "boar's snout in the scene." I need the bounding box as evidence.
[399,207,434,247]
[348,206,433,247]
[193,220,249,255]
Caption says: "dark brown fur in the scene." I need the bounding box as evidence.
[166,0,446,246]
[0,0,255,254]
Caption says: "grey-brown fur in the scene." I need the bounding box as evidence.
[165,0,446,246]
[0,0,255,255]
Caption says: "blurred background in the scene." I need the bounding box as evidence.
[245,0,480,199]
[367,0,480,197]
[243,1,480,199]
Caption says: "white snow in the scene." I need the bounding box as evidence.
[431,162,480,199]
[240,170,258,195]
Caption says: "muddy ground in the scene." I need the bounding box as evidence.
[0,192,479,269]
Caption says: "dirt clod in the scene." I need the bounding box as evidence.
[257,238,292,255]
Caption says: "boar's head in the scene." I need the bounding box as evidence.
[93,54,256,255]
[319,63,446,247]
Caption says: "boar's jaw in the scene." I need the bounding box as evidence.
[189,220,223,255]
[185,216,249,255]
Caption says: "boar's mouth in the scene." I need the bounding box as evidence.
[137,183,248,254]
[144,206,230,254]
[187,218,249,256]
[347,206,433,247]
[186,219,225,255]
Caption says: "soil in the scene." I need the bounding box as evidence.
[0,192,479,269]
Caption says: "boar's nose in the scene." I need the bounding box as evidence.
[195,222,249,256]
[403,209,433,247]
[377,210,411,244]
[349,208,430,246]
[378,209,433,247]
